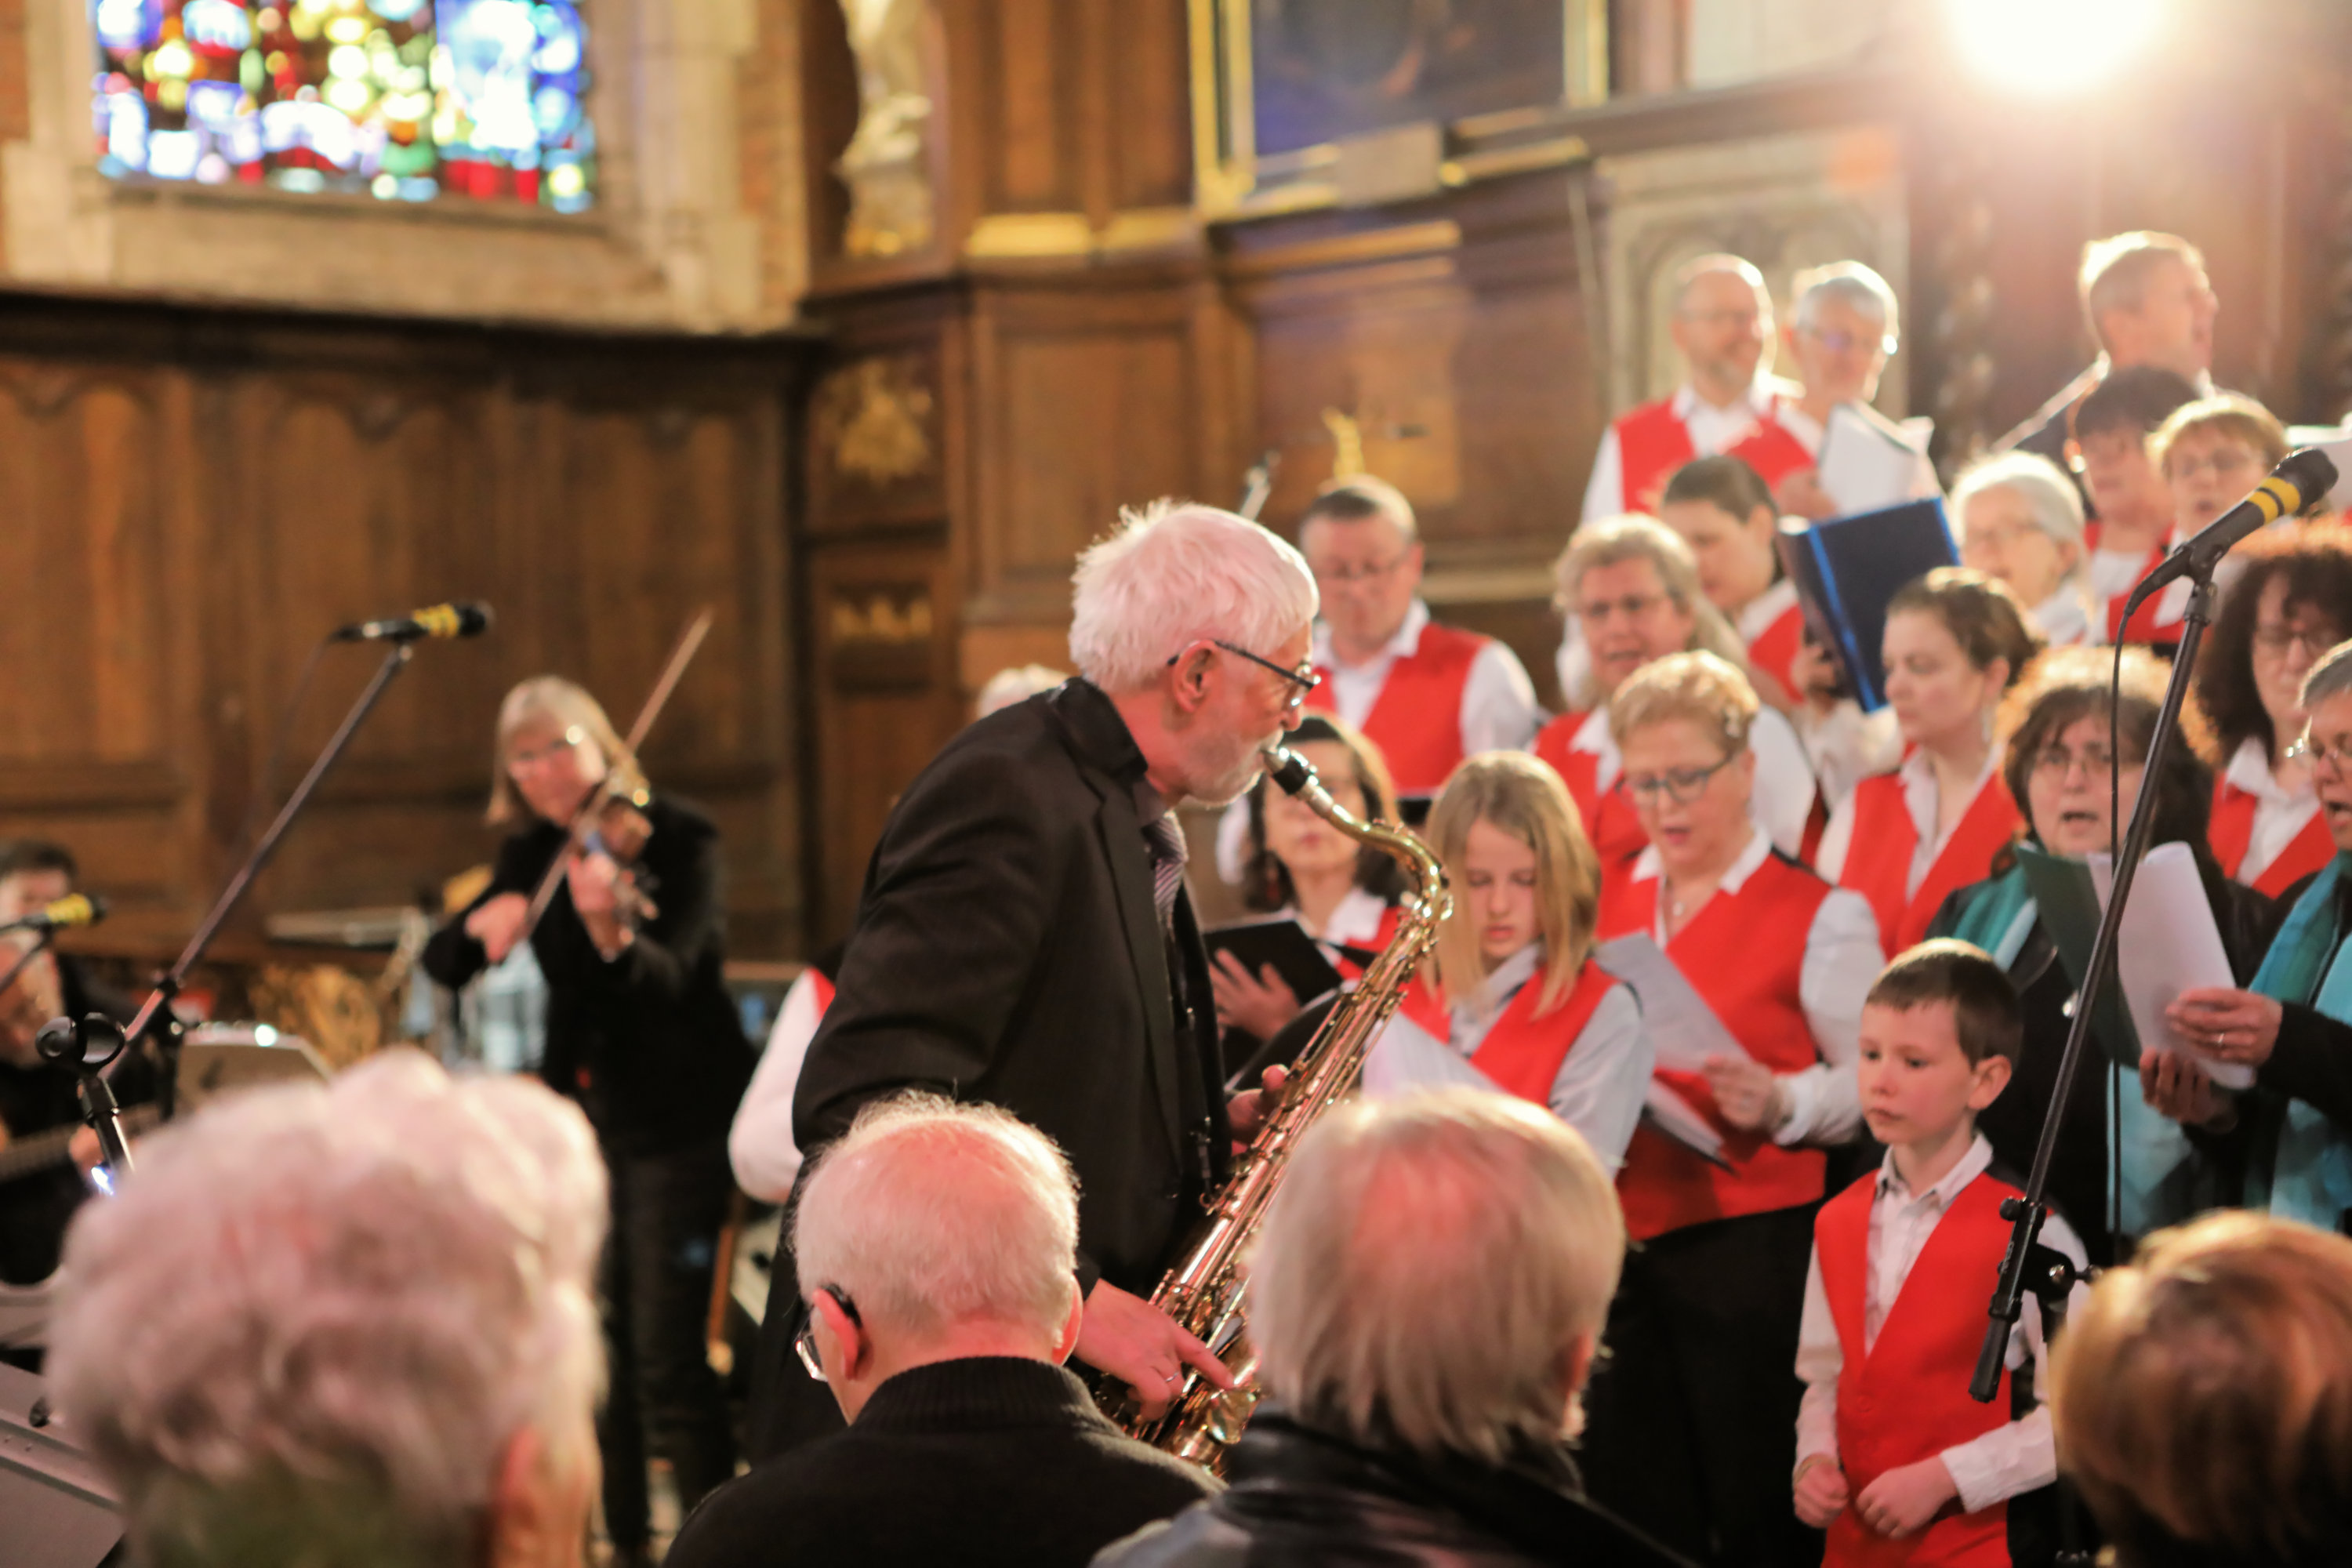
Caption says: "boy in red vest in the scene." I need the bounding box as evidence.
[1792,940,2085,1567]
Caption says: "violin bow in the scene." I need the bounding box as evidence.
[517,608,717,941]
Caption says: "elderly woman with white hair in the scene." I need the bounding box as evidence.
[49,1051,608,1568]
[1098,1088,1685,1566]
[1954,451,2096,647]
[750,499,1316,1461]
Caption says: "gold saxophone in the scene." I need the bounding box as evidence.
[1107,741,1451,1472]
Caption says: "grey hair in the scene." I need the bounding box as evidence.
[1250,1087,1625,1465]
[49,1051,607,1568]
[1954,451,2087,551]
[2301,639,2352,712]
[1554,514,1753,709]
[1791,260,1900,346]
[1069,499,1319,692]
[793,1092,1079,1339]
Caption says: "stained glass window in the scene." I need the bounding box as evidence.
[90,1,595,212]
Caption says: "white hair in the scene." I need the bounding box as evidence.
[2302,639,2352,712]
[1953,450,2088,553]
[1248,1087,1626,1465]
[1068,499,1319,692]
[49,1051,607,1568]
[1792,260,1901,345]
[793,1093,1079,1340]
[975,663,1069,719]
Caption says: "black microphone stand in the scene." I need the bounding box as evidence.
[48,644,417,1181]
[1969,573,2216,1394]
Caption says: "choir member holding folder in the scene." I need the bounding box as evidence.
[2192,525,2352,898]
[1930,647,2274,1265]
[1820,569,2043,954]
[1361,751,1651,1170]
[1576,652,1880,1568]
[1657,454,1807,707]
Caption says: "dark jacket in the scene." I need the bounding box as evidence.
[1094,1410,1692,1567]
[421,793,750,1156]
[666,1358,1216,1568]
[0,956,148,1285]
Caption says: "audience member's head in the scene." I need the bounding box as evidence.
[1250,1087,1624,1463]
[0,837,78,920]
[48,1051,608,1568]
[2194,525,2352,773]
[1786,260,1901,411]
[2072,364,2198,541]
[2151,393,2288,536]
[1669,253,1774,405]
[1554,514,1748,710]
[1658,454,1781,621]
[1298,477,1425,662]
[792,1094,1083,1423]
[1952,451,2088,627]
[2053,1211,2352,1568]
[1070,499,1319,806]
[2002,643,2211,860]
[975,663,1069,720]
[2079,231,2216,381]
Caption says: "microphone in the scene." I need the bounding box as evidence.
[1,894,108,933]
[2130,448,2338,603]
[332,601,494,643]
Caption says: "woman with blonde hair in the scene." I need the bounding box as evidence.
[422,674,753,1568]
[1533,514,1819,870]
[1362,752,1652,1171]
[1577,650,1881,1568]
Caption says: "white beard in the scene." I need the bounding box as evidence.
[1191,730,1280,808]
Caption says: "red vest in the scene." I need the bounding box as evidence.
[1531,713,1650,871]
[1330,904,1404,985]
[1722,413,1817,496]
[1308,621,1489,795]
[1598,852,1834,1240]
[1839,770,2022,956]
[1399,960,1617,1105]
[2104,546,2172,644]
[1613,397,1699,515]
[1817,1168,2018,1568]
[2209,778,2337,898]
[1746,598,1807,708]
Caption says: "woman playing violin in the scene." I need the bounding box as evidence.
[423,675,752,1568]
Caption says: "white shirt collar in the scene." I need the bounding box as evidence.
[2030,588,2093,648]
[1474,942,1543,1006]
[1737,578,1800,644]
[1312,596,1428,672]
[2225,735,2299,804]
[1875,1132,1995,1206]
[1312,887,1392,946]
[1630,824,1772,895]
[1898,745,2002,846]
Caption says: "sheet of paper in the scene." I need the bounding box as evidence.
[1360,1011,1501,1099]
[2086,842,2254,1091]
[1642,1080,1730,1169]
[1818,401,1930,516]
[1593,934,1752,1069]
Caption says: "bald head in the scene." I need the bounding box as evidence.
[1671,254,1773,406]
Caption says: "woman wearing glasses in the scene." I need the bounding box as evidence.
[1575,652,1880,1568]
[422,675,753,1568]
[2153,641,2352,1232]
[2193,525,2352,898]
[1818,568,2045,955]
[1930,647,2273,1265]
[1532,515,1819,872]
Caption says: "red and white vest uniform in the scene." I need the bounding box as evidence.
[1599,844,1855,1243]
[1815,1168,2020,1568]
[1530,711,1650,871]
[1737,579,1807,706]
[1583,380,1802,521]
[2211,739,2337,898]
[1395,960,1619,1106]
[1323,895,1403,986]
[1304,601,1540,797]
[1824,757,2022,956]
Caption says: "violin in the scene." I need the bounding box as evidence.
[572,789,659,929]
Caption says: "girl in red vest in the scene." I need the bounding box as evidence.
[1575,651,1882,1568]
[1820,571,2042,955]
[2190,526,2352,898]
[1658,454,1808,708]
[1793,942,2087,1567]
[1213,715,1406,1047]
[1362,751,1651,1169]
[1533,516,1820,873]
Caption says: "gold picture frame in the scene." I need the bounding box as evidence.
[1190,0,1608,221]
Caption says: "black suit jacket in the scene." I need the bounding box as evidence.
[667,1358,1218,1568]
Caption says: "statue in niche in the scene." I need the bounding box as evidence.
[837,0,934,257]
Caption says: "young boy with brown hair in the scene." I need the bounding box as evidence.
[1791,940,2087,1566]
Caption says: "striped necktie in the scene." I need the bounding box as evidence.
[1143,815,1187,931]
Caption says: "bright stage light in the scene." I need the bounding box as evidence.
[1946,0,2165,94]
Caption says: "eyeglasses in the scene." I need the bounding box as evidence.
[1798,325,1898,358]
[794,1284,861,1384]
[1678,307,1761,329]
[1617,753,1737,806]
[1577,592,1671,626]
[2286,730,2352,774]
[2168,448,2260,481]
[1960,521,2045,556]
[1167,641,1322,710]
[2031,743,2118,779]
[1314,554,1410,587]
[508,728,586,772]
[2253,623,2341,660]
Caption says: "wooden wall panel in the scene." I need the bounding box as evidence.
[1109,0,1192,212]
[984,0,1083,212]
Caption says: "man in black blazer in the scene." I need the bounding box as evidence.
[746,500,1322,1459]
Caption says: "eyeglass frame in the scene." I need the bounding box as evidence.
[794,1283,862,1384]
[507,726,587,773]
[2285,728,2352,774]
[1165,640,1322,709]
[2252,622,2343,661]
[1312,552,1413,587]
[2029,742,2122,780]
[1615,752,1740,807]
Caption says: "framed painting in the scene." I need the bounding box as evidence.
[1191,0,1608,220]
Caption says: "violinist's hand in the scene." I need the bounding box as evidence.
[1210,953,1301,1042]
[1226,1065,1289,1149]
[1073,1281,1235,1422]
[564,854,632,960]
[464,892,532,965]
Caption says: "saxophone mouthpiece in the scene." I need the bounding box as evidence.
[1262,743,1317,797]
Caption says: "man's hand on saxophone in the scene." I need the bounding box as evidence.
[1076,1281,1239,1421]
[1225,1063,1290,1151]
